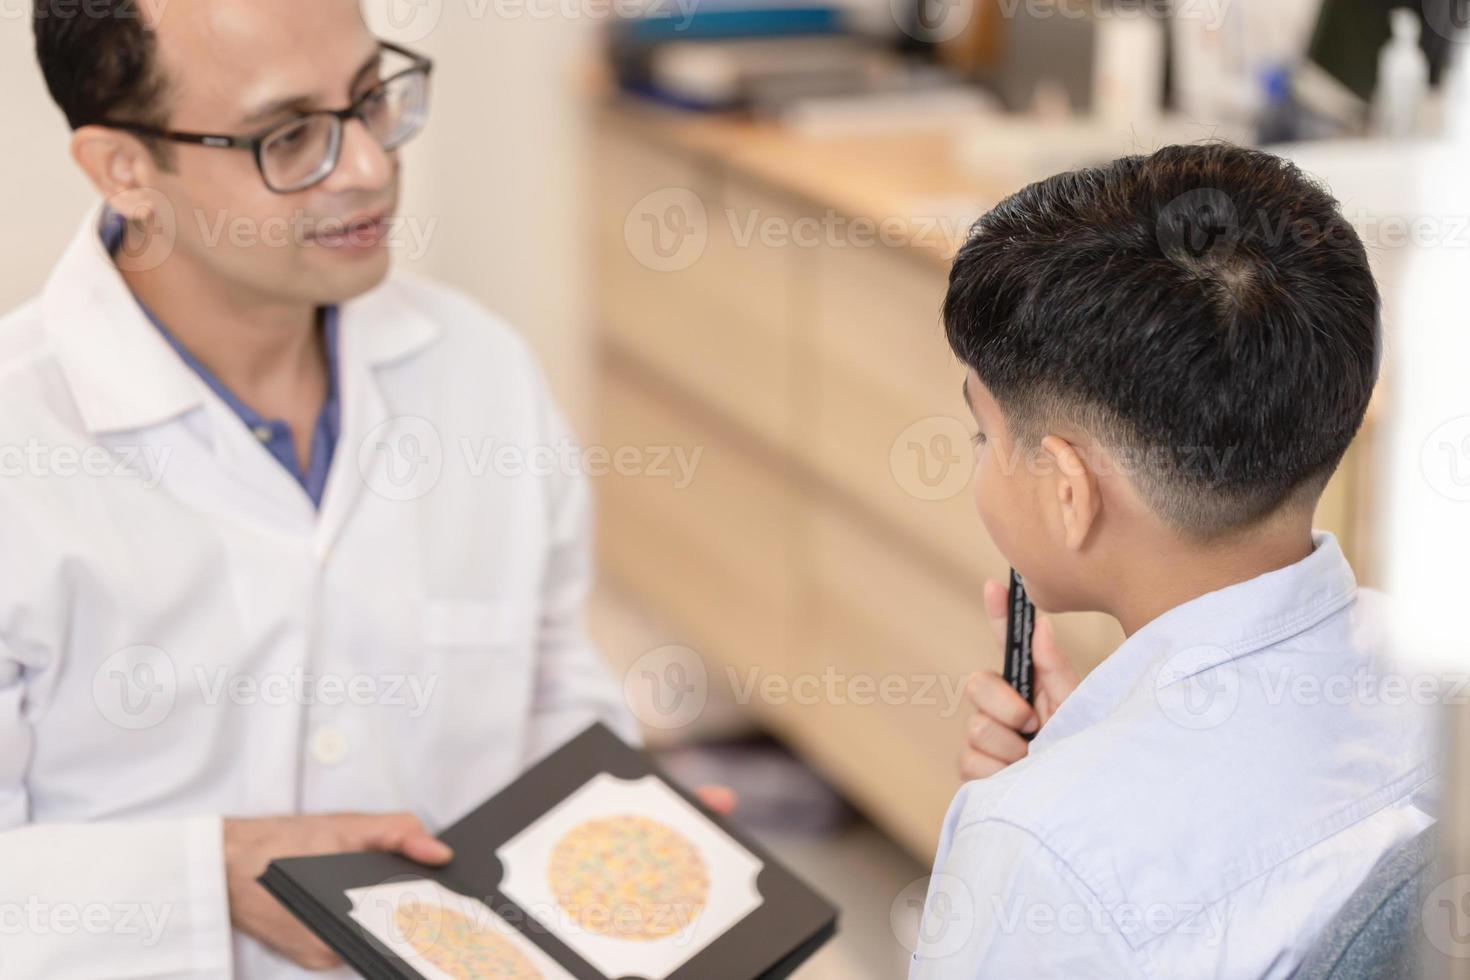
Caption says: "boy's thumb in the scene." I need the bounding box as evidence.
[1031,617,1080,700]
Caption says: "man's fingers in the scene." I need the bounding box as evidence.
[355,813,454,865]
[400,834,455,866]
[294,934,343,971]
[694,785,737,816]
[967,713,1030,765]
[964,670,1037,733]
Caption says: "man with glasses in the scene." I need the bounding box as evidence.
[0,1,723,976]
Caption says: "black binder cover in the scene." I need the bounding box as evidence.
[259,723,838,979]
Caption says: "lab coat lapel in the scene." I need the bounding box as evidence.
[313,279,443,561]
[44,205,328,536]
[41,205,204,433]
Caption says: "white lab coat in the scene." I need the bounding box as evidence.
[0,206,636,979]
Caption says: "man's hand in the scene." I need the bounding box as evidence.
[223,812,454,971]
[694,785,737,816]
[957,579,1081,781]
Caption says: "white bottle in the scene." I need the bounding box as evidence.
[1372,8,1430,138]
[1092,11,1166,127]
[1442,28,1470,141]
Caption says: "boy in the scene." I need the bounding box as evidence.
[913,144,1440,978]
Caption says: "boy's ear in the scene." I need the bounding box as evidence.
[1040,434,1100,551]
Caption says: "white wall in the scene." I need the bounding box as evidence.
[2,2,597,430]
[367,0,599,429]
[0,14,97,311]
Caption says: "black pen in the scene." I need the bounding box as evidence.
[1002,568,1037,740]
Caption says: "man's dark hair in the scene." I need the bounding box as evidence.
[33,0,171,154]
[944,143,1380,538]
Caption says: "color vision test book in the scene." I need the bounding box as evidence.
[259,723,838,979]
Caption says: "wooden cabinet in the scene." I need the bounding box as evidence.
[596,358,800,689]
[596,130,808,455]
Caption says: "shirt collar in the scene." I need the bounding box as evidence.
[43,202,441,435]
[102,206,343,433]
[1030,530,1359,750]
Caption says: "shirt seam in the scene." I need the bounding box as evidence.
[969,816,1162,979]
[1166,579,1358,686]
[1131,767,1442,955]
[1208,762,1442,909]
[975,763,1440,958]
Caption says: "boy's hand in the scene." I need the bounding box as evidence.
[957,579,1081,780]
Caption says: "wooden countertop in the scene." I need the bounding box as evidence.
[594,97,1015,267]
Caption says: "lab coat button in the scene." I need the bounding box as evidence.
[310,725,349,765]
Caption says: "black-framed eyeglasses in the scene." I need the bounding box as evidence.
[103,41,433,194]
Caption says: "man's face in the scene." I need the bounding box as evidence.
[142,0,400,304]
[962,369,1072,611]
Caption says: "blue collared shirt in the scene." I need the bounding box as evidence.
[100,210,340,507]
[910,531,1441,980]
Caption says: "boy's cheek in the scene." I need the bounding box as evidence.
[973,462,1024,565]
[974,464,1061,608]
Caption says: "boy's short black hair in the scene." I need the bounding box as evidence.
[944,143,1380,538]
[33,0,171,154]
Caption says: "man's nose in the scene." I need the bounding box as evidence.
[323,117,394,193]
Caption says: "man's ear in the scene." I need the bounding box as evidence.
[71,126,160,221]
[1040,434,1100,551]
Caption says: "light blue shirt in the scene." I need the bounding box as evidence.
[910,531,1441,980]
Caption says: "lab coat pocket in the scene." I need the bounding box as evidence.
[420,598,529,649]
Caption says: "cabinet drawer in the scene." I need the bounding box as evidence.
[594,360,799,686]
[594,130,801,452]
[794,505,986,858]
[811,244,997,581]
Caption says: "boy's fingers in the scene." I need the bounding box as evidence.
[964,670,1037,733]
[958,748,1006,781]
[967,713,1030,765]
[1031,618,1081,698]
[983,579,1008,648]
